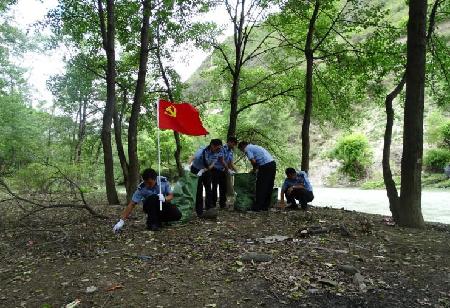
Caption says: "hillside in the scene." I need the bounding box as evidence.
[184,1,450,189]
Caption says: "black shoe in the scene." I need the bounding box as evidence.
[286,203,299,210]
[300,204,308,210]
[200,208,218,220]
[147,224,161,231]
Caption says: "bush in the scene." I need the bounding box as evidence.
[424,148,450,173]
[330,133,373,180]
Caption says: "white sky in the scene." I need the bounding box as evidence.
[11,0,232,106]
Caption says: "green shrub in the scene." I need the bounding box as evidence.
[441,121,450,148]
[424,148,450,172]
[330,133,373,180]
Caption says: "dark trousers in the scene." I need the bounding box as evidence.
[211,169,227,208]
[286,188,314,209]
[191,166,213,216]
[254,161,276,211]
[142,195,182,227]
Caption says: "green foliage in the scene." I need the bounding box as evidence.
[330,133,373,180]
[13,162,102,193]
[424,148,450,173]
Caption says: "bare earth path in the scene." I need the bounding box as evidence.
[0,205,449,307]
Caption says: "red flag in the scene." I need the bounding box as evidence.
[158,99,209,136]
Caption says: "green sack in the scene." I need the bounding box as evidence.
[171,172,199,223]
[270,187,279,207]
[233,173,256,211]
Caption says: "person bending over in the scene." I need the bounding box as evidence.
[113,168,181,232]
[238,141,276,212]
[280,167,314,210]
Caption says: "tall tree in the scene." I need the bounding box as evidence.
[127,0,152,197]
[397,0,428,228]
[97,0,120,204]
[272,0,386,172]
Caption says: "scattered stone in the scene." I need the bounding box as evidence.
[307,288,319,294]
[353,273,367,292]
[85,286,97,294]
[241,252,273,263]
[256,235,289,244]
[318,279,338,287]
[338,265,359,275]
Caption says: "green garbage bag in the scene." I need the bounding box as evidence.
[171,172,199,223]
[270,187,279,207]
[233,173,256,211]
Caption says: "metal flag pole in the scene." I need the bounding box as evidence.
[156,98,163,211]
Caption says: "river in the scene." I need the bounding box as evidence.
[312,187,450,224]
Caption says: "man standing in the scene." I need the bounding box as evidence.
[211,136,238,208]
[112,168,181,232]
[238,141,276,211]
[190,139,223,216]
[280,168,314,210]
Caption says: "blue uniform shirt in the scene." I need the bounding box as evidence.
[281,171,313,193]
[192,146,223,170]
[131,176,172,204]
[213,144,233,170]
[244,144,274,166]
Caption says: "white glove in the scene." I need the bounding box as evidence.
[228,170,236,176]
[158,194,165,202]
[113,219,125,233]
[197,169,205,177]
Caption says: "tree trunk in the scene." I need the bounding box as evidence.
[155,27,183,177]
[382,75,405,221]
[113,92,129,200]
[398,0,427,228]
[301,0,320,173]
[75,100,87,163]
[98,0,119,205]
[127,0,151,196]
[227,76,239,138]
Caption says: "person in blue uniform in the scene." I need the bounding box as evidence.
[112,168,181,232]
[190,139,223,216]
[211,136,238,208]
[238,141,276,211]
[280,167,314,210]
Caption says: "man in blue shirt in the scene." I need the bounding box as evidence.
[280,167,314,210]
[238,141,276,211]
[190,139,223,216]
[211,136,238,208]
[112,168,181,232]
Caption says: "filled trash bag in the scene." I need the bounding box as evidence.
[171,172,199,223]
[233,173,256,211]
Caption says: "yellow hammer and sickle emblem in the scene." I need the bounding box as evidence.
[164,105,176,118]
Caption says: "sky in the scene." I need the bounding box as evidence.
[11,0,232,106]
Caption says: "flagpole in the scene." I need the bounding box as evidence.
[156,98,163,211]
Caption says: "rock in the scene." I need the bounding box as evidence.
[85,286,97,294]
[338,265,359,275]
[201,208,218,220]
[353,273,367,292]
[256,235,289,244]
[318,279,338,287]
[307,288,319,294]
[241,252,273,263]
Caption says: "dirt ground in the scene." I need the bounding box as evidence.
[0,201,449,308]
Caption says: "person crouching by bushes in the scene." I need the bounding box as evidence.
[112,168,181,232]
[280,168,314,210]
[238,141,276,212]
